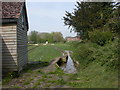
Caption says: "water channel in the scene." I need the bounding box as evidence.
[61,51,77,74]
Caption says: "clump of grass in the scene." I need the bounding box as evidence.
[47,80,58,83]
[2,72,19,85]
[23,81,30,85]
[47,76,52,78]
[47,78,66,85]
[32,85,38,88]
[47,67,65,78]
[11,85,21,88]
[37,70,44,74]
[35,82,41,86]
[30,78,34,81]
[34,75,37,77]
[22,67,32,73]
[57,78,66,85]
[47,71,56,74]
[26,69,33,73]
[38,78,46,82]
[67,81,82,88]
[44,84,51,87]
[42,74,48,78]
[2,77,12,85]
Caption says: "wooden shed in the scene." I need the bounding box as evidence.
[1,2,29,74]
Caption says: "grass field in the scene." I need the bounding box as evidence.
[28,45,38,50]
[28,43,118,88]
[3,43,118,88]
[28,44,62,62]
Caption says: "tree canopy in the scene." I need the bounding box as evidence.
[63,2,120,39]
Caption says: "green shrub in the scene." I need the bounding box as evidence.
[72,38,119,69]
[72,42,98,68]
[102,39,119,69]
[89,30,113,46]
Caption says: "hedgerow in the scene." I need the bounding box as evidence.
[71,38,119,69]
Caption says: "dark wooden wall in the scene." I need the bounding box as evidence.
[17,8,28,72]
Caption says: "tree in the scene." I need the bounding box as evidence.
[107,2,120,35]
[29,32,64,44]
[63,2,115,39]
[29,31,38,44]
[51,32,64,43]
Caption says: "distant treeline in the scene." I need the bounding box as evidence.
[28,31,65,44]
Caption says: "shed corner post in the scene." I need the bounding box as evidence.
[0,1,2,89]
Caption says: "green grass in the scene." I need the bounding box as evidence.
[11,85,21,88]
[2,76,12,85]
[2,72,19,85]
[35,82,41,86]
[23,81,30,85]
[47,79,66,85]
[64,40,119,88]
[29,41,118,88]
[28,45,38,50]
[37,70,45,74]
[55,43,74,51]
[38,78,46,82]
[3,42,118,88]
[66,61,118,88]
[28,44,62,62]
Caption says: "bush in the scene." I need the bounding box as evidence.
[72,42,98,68]
[89,30,113,46]
[72,38,119,69]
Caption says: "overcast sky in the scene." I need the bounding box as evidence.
[26,2,77,38]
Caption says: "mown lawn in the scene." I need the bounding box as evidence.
[55,43,73,51]
[28,45,38,50]
[28,44,62,62]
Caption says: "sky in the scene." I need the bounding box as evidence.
[26,2,77,38]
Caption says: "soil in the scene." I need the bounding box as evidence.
[2,61,73,88]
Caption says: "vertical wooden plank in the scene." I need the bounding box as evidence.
[17,8,28,71]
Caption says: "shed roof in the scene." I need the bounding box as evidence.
[1,2,29,29]
[2,2,24,18]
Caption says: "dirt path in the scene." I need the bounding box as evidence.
[2,61,73,88]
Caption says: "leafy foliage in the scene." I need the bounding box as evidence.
[28,31,64,44]
[89,30,113,46]
[29,31,38,44]
[63,2,119,39]
[71,38,119,69]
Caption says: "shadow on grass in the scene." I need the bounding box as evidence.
[23,61,49,72]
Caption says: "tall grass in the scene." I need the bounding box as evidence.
[65,39,119,88]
